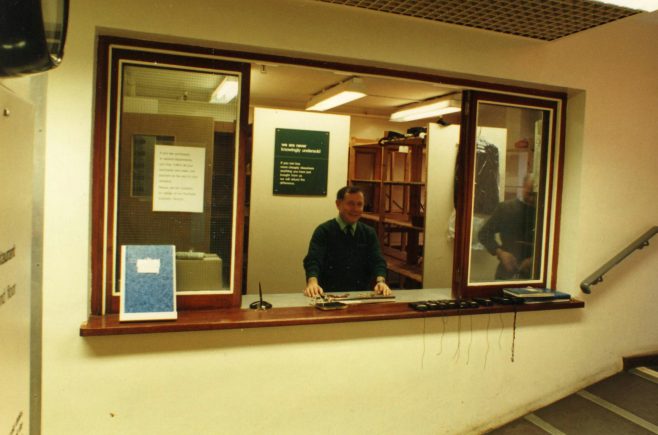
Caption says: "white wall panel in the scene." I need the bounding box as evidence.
[247,108,350,294]
[0,86,33,435]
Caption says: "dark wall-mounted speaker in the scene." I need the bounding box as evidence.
[0,0,69,77]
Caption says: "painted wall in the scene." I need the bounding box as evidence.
[39,1,658,434]
[247,108,350,294]
[423,123,460,288]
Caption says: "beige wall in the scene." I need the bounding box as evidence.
[423,123,460,288]
[247,108,350,294]
[38,1,658,433]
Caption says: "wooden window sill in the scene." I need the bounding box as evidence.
[80,299,584,337]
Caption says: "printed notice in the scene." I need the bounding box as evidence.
[273,128,329,196]
[153,145,205,213]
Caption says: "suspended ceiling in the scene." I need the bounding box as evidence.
[122,0,651,118]
[315,0,643,41]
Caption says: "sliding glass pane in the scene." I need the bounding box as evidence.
[468,102,550,285]
[115,64,240,295]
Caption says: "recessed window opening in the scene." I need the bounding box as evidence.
[91,37,565,316]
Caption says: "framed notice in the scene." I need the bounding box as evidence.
[120,245,177,322]
[273,128,329,196]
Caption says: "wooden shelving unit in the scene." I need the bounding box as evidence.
[348,135,427,287]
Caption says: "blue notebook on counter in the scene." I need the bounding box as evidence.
[120,245,177,321]
[503,287,571,300]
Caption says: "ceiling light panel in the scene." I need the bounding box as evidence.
[306,77,367,111]
[389,97,461,122]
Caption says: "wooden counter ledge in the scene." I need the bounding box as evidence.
[80,299,584,336]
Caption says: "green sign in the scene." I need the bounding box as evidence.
[273,128,329,196]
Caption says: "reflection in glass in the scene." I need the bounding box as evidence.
[115,64,239,293]
[469,103,548,284]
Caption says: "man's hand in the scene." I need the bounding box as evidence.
[518,257,533,273]
[496,248,519,273]
[304,277,324,298]
[373,277,392,296]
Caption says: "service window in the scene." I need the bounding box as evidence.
[91,38,250,314]
[453,91,562,298]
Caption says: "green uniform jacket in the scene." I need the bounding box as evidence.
[303,219,387,292]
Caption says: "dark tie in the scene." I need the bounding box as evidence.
[345,225,353,236]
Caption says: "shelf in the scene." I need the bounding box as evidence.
[351,179,425,186]
[383,180,425,186]
[361,212,424,230]
[386,256,422,282]
[350,179,381,184]
[350,133,427,283]
[382,137,425,147]
[350,136,425,148]
[80,298,584,336]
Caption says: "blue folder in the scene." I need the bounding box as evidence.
[120,245,177,321]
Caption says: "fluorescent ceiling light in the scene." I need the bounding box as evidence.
[306,77,366,112]
[210,76,239,104]
[389,97,461,122]
[592,0,658,11]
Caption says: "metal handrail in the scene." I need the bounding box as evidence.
[580,226,658,293]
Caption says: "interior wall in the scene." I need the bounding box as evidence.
[40,1,658,434]
[247,107,350,294]
[423,123,459,288]
[349,115,419,141]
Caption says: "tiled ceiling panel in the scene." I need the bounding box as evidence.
[315,0,641,41]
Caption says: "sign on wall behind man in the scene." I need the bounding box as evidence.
[273,128,329,196]
[0,86,34,434]
[248,108,349,295]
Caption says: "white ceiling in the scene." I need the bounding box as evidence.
[249,62,458,117]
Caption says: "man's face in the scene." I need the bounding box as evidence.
[336,191,364,225]
[522,177,536,205]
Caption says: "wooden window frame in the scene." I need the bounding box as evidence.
[91,36,250,314]
[86,35,571,333]
[453,91,563,299]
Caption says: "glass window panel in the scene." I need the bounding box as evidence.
[114,64,239,294]
[468,102,550,285]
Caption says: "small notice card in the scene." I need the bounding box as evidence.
[120,245,177,322]
[152,145,206,213]
[136,258,160,274]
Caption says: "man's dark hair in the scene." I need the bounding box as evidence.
[336,185,363,200]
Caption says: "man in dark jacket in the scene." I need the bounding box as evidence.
[478,174,537,280]
[303,186,390,298]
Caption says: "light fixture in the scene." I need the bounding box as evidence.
[210,75,239,104]
[591,0,658,12]
[389,96,461,122]
[305,77,366,112]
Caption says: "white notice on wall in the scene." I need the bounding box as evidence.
[153,145,205,213]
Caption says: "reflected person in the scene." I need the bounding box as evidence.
[478,174,536,280]
[303,186,391,297]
